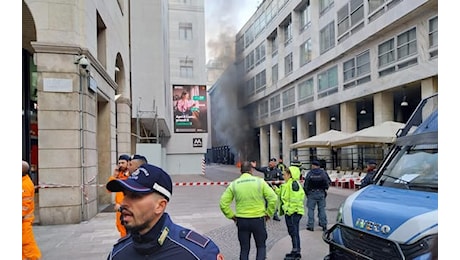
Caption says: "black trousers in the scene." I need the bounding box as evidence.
[236,217,267,260]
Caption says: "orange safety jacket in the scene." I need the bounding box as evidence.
[22,174,41,260]
[108,170,130,237]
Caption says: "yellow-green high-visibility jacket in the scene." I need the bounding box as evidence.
[274,166,305,216]
[219,173,278,219]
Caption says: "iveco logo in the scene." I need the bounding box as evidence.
[355,218,391,234]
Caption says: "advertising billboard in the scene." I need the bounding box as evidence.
[173,85,208,133]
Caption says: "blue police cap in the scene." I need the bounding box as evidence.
[130,154,148,162]
[311,160,320,166]
[118,154,130,162]
[367,160,377,165]
[106,163,172,201]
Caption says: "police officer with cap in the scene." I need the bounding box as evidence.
[252,158,283,221]
[106,163,224,260]
[127,154,148,173]
[360,159,377,188]
[303,160,329,232]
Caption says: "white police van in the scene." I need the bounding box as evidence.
[323,93,438,260]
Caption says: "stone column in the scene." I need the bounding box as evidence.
[421,77,438,98]
[116,97,132,154]
[270,124,280,161]
[373,92,394,124]
[282,120,293,165]
[297,115,309,141]
[315,108,331,166]
[339,102,357,170]
[260,126,269,166]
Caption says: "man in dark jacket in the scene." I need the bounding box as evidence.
[360,160,377,188]
[252,158,283,221]
[303,160,330,232]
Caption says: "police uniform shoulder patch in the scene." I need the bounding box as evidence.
[183,230,210,248]
[158,226,169,246]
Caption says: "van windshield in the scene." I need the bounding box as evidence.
[378,143,438,192]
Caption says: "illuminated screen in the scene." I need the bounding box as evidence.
[173,85,208,133]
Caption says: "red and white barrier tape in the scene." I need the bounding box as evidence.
[35,180,297,189]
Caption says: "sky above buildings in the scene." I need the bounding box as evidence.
[205,0,260,62]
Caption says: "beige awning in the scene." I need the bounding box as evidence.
[330,121,405,147]
[290,130,351,149]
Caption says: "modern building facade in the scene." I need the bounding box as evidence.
[22,0,207,224]
[130,0,208,175]
[211,0,438,170]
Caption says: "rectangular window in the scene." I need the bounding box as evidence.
[299,3,311,31]
[247,77,255,96]
[299,38,312,66]
[283,19,292,46]
[343,59,355,82]
[343,50,370,88]
[350,0,364,27]
[368,0,402,23]
[320,0,334,14]
[272,64,278,85]
[320,22,335,54]
[397,28,417,60]
[429,16,438,58]
[180,58,193,78]
[378,39,395,67]
[282,87,295,111]
[378,28,418,76]
[245,50,255,72]
[284,52,293,76]
[179,23,193,40]
[337,4,350,36]
[368,0,385,14]
[270,95,281,115]
[338,0,364,40]
[255,42,266,65]
[269,30,278,56]
[297,78,314,104]
[255,70,267,93]
[429,16,438,48]
[317,66,338,97]
[259,100,269,118]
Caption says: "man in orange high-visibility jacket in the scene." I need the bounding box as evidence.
[22,160,41,260]
[108,154,131,237]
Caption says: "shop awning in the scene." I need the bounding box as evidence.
[330,121,405,147]
[290,130,351,149]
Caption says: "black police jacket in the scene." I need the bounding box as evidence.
[254,166,283,181]
[304,168,329,192]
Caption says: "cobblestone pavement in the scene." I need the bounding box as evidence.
[33,164,354,260]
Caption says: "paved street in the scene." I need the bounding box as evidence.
[33,164,355,259]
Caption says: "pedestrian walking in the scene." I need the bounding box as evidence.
[252,158,283,221]
[106,163,224,259]
[219,161,278,260]
[107,154,131,237]
[273,166,305,260]
[303,160,330,232]
[22,160,41,260]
